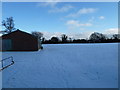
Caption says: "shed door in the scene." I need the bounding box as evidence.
[2,39,12,51]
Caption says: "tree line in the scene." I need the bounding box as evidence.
[31,31,120,44]
[1,17,120,44]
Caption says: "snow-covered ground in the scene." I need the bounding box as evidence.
[2,43,118,88]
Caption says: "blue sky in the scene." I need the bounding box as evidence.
[2,2,118,39]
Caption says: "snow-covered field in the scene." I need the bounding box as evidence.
[2,43,118,88]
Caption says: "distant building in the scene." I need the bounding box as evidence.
[1,29,41,51]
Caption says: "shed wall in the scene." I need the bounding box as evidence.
[2,31,39,51]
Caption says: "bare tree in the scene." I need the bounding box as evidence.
[112,34,120,40]
[31,31,43,40]
[61,34,68,42]
[2,17,16,33]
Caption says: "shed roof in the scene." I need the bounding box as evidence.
[2,29,37,39]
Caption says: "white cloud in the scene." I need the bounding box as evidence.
[37,2,74,13]
[67,32,93,39]
[78,8,97,14]
[99,16,105,20]
[36,2,58,8]
[42,31,92,40]
[49,5,74,13]
[103,28,118,34]
[42,32,63,40]
[67,8,97,17]
[66,20,92,27]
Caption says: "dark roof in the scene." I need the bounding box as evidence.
[2,29,37,39]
